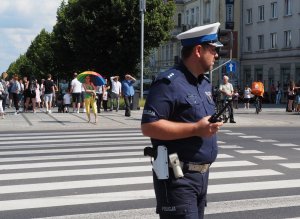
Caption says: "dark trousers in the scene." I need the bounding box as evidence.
[103,100,108,111]
[153,170,209,219]
[12,93,19,111]
[124,95,133,116]
[2,93,7,111]
[96,93,103,113]
[224,99,234,120]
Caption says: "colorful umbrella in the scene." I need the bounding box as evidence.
[77,71,106,86]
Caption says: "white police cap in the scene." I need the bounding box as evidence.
[176,22,223,47]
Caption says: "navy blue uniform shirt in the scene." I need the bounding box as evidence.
[141,62,218,163]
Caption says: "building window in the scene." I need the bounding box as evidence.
[246,9,252,24]
[204,1,211,23]
[186,10,189,25]
[284,30,292,47]
[196,7,199,25]
[246,37,252,52]
[284,0,292,15]
[177,13,182,27]
[271,2,278,18]
[170,43,173,61]
[270,32,277,49]
[191,8,194,26]
[258,5,264,21]
[258,35,264,50]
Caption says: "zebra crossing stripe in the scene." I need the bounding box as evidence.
[256,139,279,142]
[36,194,300,219]
[0,145,145,156]
[225,133,245,135]
[205,195,300,214]
[208,179,300,194]
[0,169,282,194]
[239,136,261,139]
[0,166,152,181]
[1,180,300,211]
[0,129,141,137]
[0,190,155,211]
[0,151,144,162]
[273,143,299,147]
[0,157,150,170]
[279,163,300,169]
[0,136,149,145]
[235,150,264,154]
[218,145,242,149]
[0,132,144,141]
[0,159,256,171]
[0,140,150,150]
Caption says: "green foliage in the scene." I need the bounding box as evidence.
[7,0,175,81]
[52,0,175,78]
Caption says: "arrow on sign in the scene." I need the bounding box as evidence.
[229,63,234,72]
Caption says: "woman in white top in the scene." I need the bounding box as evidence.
[243,85,252,109]
[0,82,4,119]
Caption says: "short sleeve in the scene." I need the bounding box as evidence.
[141,80,174,124]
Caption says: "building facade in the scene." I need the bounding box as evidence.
[148,0,241,87]
[240,0,300,101]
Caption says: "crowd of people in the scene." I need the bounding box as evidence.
[0,71,137,121]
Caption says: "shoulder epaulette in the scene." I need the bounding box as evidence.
[155,70,180,84]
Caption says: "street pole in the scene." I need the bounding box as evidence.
[139,0,146,99]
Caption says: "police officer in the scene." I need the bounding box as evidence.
[141,22,224,219]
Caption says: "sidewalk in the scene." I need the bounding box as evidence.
[0,104,299,131]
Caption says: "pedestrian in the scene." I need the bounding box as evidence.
[102,79,110,112]
[70,73,82,113]
[287,81,299,112]
[35,79,42,110]
[82,76,97,124]
[122,74,136,117]
[295,89,300,114]
[275,83,282,104]
[40,79,45,109]
[243,85,252,109]
[63,89,72,113]
[219,75,236,123]
[0,79,5,119]
[1,72,9,112]
[10,74,21,115]
[141,22,223,219]
[110,75,122,111]
[43,74,55,114]
[95,85,104,113]
[24,77,37,113]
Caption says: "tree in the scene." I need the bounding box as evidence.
[7,55,36,79]
[26,29,57,79]
[52,0,175,78]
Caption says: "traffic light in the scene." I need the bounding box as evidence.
[218,29,233,59]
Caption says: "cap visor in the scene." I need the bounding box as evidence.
[209,41,223,47]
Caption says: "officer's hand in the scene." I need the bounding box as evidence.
[195,116,223,138]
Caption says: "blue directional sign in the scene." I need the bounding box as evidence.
[226,61,236,73]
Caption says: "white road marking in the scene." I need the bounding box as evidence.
[279,163,300,169]
[256,139,279,143]
[255,156,286,160]
[218,145,243,149]
[0,169,282,195]
[239,136,261,139]
[273,143,299,147]
[225,133,245,135]
[235,150,264,154]
[1,180,300,211]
